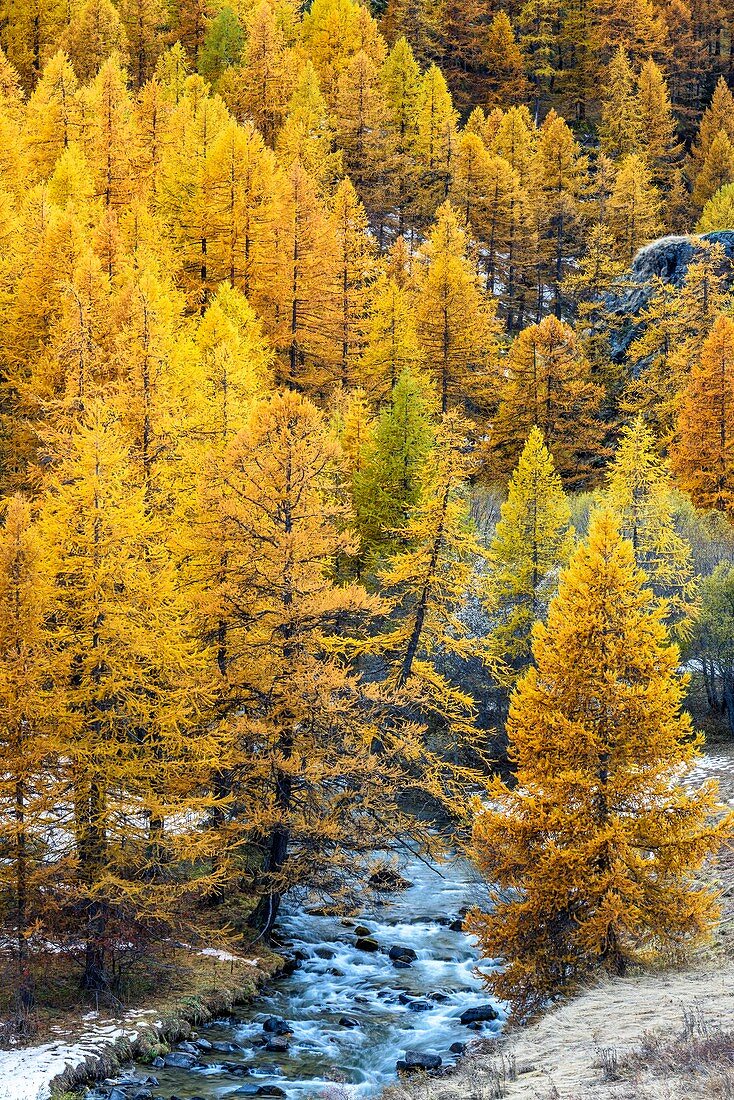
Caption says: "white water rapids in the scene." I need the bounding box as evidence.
[118,853,505,1098]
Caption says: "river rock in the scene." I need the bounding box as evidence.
[107,1090,127,1100]
[263,1016,291,1035]
[339,1016,360,1027]
[405,1050,443,1070]
[369,867,414,891]
[327,967,345,977]
[211,1040,239,1053]
[177,1041,199,1054]
[392,959,412,969]
[459,1004,499,1025]
[353,924,372,937]
[314,946,335,959]
[266,1036,289,1052]
[388,945,417,963]
[194,1037,212,1051]
[450,1042,466,1055]
[355,936,379,952]
[256,1088,287,1098]
[407,1000,433,1012]
[163,1051,198,1069]
[150,1057,164,1069]
[232,1089,260,1098]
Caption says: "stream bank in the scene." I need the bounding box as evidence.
[81,853,503,1100]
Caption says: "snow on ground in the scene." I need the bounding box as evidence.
[0,1019,133,1100]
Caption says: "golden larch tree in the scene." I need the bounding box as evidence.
[469,509,730,1018]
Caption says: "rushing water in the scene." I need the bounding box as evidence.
[119,854,504,1099]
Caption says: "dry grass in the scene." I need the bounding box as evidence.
[384,749,734,1100]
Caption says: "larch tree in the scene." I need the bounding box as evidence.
[352,367,436,558]
[689,77,734,188]
[698,183,734,231]
[483,12,530,110]
[533,110,587,317]
[376,411,492,739]
[40,403,227,991]
[331,178,376,389]
[607,153,662,261]
[413,64,458,225]
[485,426,574,690]
[691,130,734,211]
[606,417,695,634]
[600,46,642,158]
[0,497,65,968]
[672,314,734,516]
[414,201,498,413]
[490,314,603,488]
[469,509,730,1018]
[209,390,429,931]
[359,275,423,401]
[61,0,128,82]
[635,59,680,186]
[381,36,421,235]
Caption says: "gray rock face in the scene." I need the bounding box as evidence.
[603,231,734,362]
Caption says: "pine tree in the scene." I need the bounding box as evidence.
[469,509,729,1018]
[415,201,498,413]
[490,315,603,487]
[485,426,574,688]
[672,314,734,516]
[607,153,662,261]
[606,417,695,632]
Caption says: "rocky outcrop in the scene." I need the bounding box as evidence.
[603,231,734,362]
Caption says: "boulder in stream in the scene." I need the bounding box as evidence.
[338,1015,360,1027]
[266,1036,289,1053]
[459,1004,499,1025]
[353,924,372,937]
[262,1016,291,1035]
[369,867,414,891]
[388,945,417,963]
[397,1050,443,1072]
[162,1051,198,1069]
[355,936,380,952]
